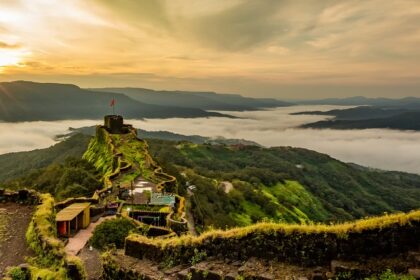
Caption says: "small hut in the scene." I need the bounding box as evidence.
[56,203,91,237]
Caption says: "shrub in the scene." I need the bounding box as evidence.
[7,267,28,280]
[91,217,139,250]
[365,269,415,280]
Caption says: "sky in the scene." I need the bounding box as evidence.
[0,0,419,98]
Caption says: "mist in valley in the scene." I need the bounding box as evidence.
[1,105,420,174]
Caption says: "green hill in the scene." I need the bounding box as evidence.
[0,134,91,182]
[147,140,420,229]
[2,133,420,230]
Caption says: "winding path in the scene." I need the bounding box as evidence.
[65,216,114,256]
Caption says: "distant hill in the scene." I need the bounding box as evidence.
[292,106,408,120]
[0,81,231,121]
[91,87,292,111]
[294,105,420,130]
[301,111,420,130]
[0,134,91,182]
[296,96,420,108]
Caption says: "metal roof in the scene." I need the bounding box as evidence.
[56,203,91,222]
[150,193,175,205]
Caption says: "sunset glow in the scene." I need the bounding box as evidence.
[0,0,419,98]
[0,49,27,69]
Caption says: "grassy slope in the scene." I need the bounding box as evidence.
[110,134,156,184]
[147,139,420,228]
[83,128,161,188]
[83,128,115,178]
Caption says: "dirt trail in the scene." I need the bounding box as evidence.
[0,203,34,278]
[65,216,114,256]
[78,246,103,280]
[186,190,198,236]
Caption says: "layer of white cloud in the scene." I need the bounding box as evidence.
[2,106,420,174]
[0,120,98,154]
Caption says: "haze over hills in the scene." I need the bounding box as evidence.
[92,87,292,111]
[0,81,232,121]
[292,97,420,131]
[293,105,420,131]
[295,96,420,108]
[301,111,420,131]
[292,106,407,120]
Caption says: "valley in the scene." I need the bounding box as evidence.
[0,115,419,279]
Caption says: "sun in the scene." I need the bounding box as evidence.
[0,50,27,69]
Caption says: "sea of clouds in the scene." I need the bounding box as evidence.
[2,105,420,174]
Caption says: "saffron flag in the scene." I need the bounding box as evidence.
[110,98,115,107]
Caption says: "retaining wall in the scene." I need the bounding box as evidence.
[125,210,420,267]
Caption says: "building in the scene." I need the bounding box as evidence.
[103,115,134,134]
[56,203,91,238]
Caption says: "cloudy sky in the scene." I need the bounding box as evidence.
[0,0,419,98]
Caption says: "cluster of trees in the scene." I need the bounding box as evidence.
[6,157,101,200]
[0,134,91,182]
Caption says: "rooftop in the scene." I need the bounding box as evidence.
[56,203,91,222]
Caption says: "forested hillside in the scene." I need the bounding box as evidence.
[2,133,420,229]
[0,134,91,182]
[147,140,420,229]
[0,134,101,200]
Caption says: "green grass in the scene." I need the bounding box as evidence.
[123,204,170,212]
[26,193,86,279]
[112,135,157,182]
[365,269,415,280]
[262,180,330,222]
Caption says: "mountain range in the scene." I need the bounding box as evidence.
[296,96,420,108]
[92,87,291,111]
[0,81,235,121]
[293,97,420,131]
[0,81,291,122]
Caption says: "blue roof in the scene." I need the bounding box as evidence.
[150,193,175,205]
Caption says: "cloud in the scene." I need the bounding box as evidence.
[183,0,286,51]
[0,120,98,154]
[0,41,20,49]
[2,106,420,174]
[127,106,420,174]
[0,0,419,98]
